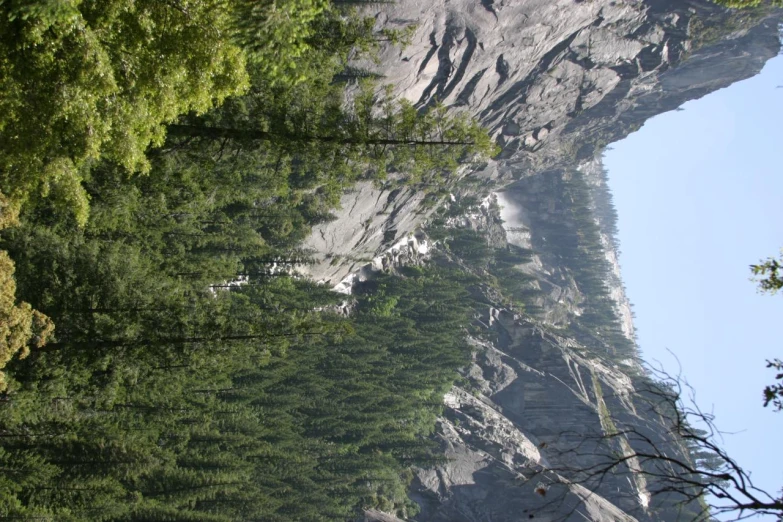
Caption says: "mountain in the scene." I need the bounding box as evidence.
[301,1,783,520]
[303,0,781,286]
[1,1,779,519]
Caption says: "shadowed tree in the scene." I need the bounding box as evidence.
[168,82,497,186]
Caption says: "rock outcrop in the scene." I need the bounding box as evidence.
[305,1,783,520]
[305,0,781,288]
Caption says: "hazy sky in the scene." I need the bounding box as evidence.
[604,54,783,514]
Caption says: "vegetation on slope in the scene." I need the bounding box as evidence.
[511,170,636,362]
[712,0,783,7]
[0,0,495,380]
[0,1,497,519]
[0,261,479,519]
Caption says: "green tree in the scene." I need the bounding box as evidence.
[751,250,783,294]
[0,250,53,391]
[0,0,251,225]
[167,82,498,186]
[230,0,329,84]
[751,250,783,412]
[762,359,783,411]
[0,3,496,517]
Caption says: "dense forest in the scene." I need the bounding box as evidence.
[1,0,752,520]
[0,1,497,519]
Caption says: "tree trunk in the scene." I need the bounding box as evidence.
[167,124,474,146]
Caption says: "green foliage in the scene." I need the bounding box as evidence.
[231,0,329,84]
[0,2,499,517]
[427,221,540,315]
[592,376,618,436]
[168,80,497,187]
[0,250,53,391]
[689,4,772,54]
[511,171,636,361]
[751,251,783,294]
[1,0,494,225]
[751,252,783,412]
[0,0,250,225]
[762,359,783,411]
[712,0,782,7]
[0,234,475,519]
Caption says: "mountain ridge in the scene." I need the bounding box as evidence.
[316,1,783,520]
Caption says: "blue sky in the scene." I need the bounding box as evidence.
[604,54,783,514]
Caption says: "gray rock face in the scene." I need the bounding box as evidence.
[307,0,781,290]
[363,510,408,522]
[374,0,779,172]
[377,0,656,164]
[412,311,649,522]
[312,1,782,521]
[302,182,436,284]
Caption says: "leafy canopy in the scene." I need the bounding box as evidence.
[752,250,783,412]
[751,250,783,294]
[0,0,337,227]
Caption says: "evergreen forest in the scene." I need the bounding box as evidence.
[1,1,745,520]
[0,1,496,519]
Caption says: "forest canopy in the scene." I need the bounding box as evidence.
[0,0,495,379]
[0,0,498,519]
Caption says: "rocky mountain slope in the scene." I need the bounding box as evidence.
[304,0,781,286]
[301,1,783,520]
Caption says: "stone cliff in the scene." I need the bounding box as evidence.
[303,0,781,286]
[300,1,782,520]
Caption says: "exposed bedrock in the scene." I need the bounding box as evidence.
[316,1,783,520]
[306,0,781,287]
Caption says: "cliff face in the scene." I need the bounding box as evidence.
[302,1,782,520]
[373,0,779,170]
[303,0,781,286]
[402,188,658,522]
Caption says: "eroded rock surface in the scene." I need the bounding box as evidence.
[302,182,436,284]
[316,1,783,521]
[307,0,781,292]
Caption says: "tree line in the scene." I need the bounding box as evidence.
[511,171,637,362]
[0,0,496,387]
[0,0,497,519]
